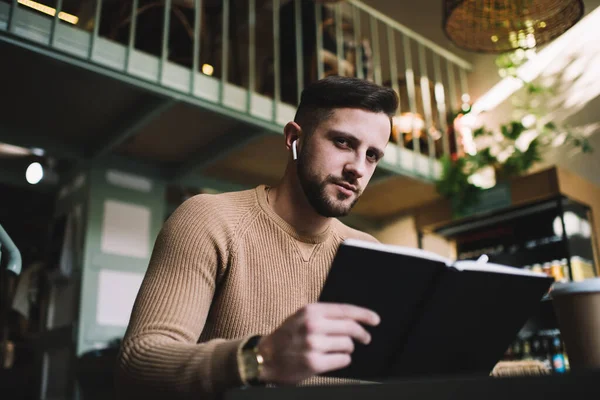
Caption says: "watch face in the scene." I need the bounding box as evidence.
[242,350,260,381]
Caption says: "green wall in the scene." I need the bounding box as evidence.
[76,163,166,356]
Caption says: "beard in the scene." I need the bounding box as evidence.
[296,148,362,218]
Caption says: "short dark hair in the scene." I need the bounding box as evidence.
[293,76,399,138]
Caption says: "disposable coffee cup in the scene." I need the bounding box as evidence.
[551,278,600,370]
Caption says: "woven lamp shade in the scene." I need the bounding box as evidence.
[443,0,584,53]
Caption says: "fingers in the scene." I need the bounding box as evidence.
[297,304,378,345]
[303,335,355,353]
[305,303,380,326]
[260,303,381,384]
[316,320,371,345]
[302,353,352,375]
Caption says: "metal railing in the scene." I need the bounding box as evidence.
[0,0,472,180]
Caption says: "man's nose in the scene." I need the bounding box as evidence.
[343,155,366,180]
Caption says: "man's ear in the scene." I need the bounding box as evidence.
[284,121,302,156]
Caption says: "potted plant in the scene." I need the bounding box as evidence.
[436,50,592,217]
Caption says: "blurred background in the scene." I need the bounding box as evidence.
[0,0,599,398]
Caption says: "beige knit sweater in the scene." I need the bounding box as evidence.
[115,185,378,399]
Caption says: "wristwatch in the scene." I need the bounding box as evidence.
[238,335,265,386]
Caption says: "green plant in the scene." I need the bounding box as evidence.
[435,49,592,215]
[435,155,482,216]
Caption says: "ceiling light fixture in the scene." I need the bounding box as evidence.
[25,162,44,185]
[443,0,584,53]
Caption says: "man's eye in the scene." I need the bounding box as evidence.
[367,151,379,162]
[335,138,349,146]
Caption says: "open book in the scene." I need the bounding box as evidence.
[318,239,554,381]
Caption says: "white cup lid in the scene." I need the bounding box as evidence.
[551,277,600,297]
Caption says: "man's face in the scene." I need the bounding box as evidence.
[296,108,390,218]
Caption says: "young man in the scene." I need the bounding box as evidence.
[115,76,399,399]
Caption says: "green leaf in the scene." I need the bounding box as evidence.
[435,155,481,214]
[500,121,526,140]
[498,138,541,178]
[472,147,496,168]
[473,127,488,138]
[527,84,540,94]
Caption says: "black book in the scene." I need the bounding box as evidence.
[318,239,554,381]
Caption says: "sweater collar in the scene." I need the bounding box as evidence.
[255,185,333,244]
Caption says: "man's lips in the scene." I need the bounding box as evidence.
[332,182,357,193]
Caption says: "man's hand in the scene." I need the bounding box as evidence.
[256,303,380,385]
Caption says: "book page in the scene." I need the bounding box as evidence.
[343,239,451,265]
[453,260,549,277]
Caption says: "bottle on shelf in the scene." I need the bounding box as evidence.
[507,331,570,373]
[560,258,571,282]
[542,262,552,277]
[570,256,596,281]
[552,336,567,373]
[550,259,565,282]
[531,338,543,362]
[522,340,533,360]
[531,263,543,274]
[562,341,571,372]
[541,337,553,370]
[512,339,523,361]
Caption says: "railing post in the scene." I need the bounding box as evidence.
[352,4,363,80]
[402,34,421,171]
[8,0,18,33]
[387,26,400,97]
[446,60,460,155]
[191,0,202,94]
[126,0,139,72]
[220,0,230,103]
[273,0,281,120]
[433,53,450,157]
[160,0,172,84]
[315,2,324,80]
[335,3,344,77]
[50,0,64,47]
[387,24,402,164]
[89,0,103,60]
[248,0,256,112]
[294,0,304,105]
[369,15,381,84]
[418,43,435,177]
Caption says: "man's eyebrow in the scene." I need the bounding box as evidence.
[371,147,385,160]
[328,130,385,159]
[327,129,356,139]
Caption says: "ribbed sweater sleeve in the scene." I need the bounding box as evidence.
[114,195,246,400]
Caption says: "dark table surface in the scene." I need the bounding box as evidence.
[225,369,600,400]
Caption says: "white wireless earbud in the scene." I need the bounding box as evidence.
[292,139,298,160]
